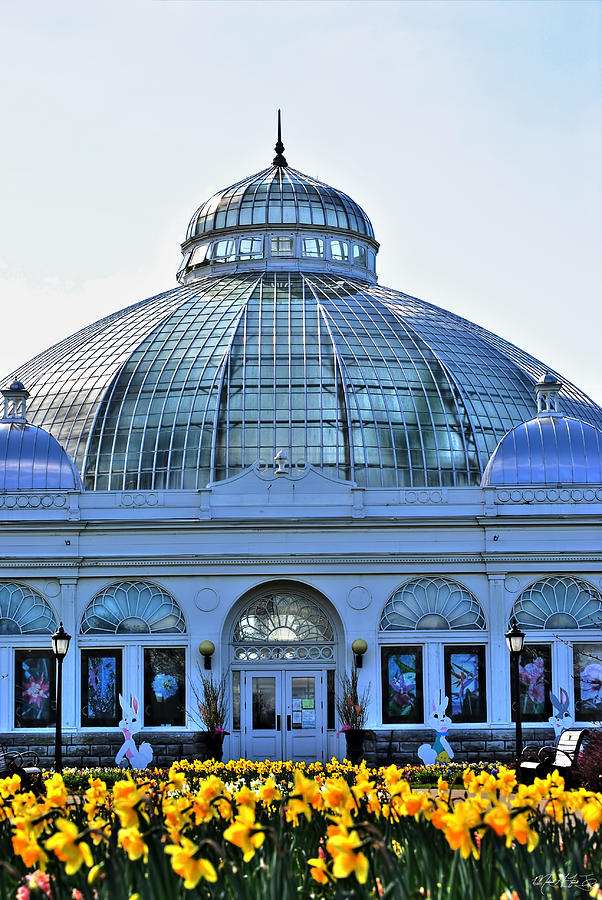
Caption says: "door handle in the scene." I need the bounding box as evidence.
[287,714,291,731]
[276,715,281,731]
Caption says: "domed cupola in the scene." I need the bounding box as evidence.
[0,381,82,491]
[178,112,379,285]
[482,373,602,486]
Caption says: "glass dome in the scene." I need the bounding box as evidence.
[6,272,602,491]
[185,166,375,240]
[482,415,602,485]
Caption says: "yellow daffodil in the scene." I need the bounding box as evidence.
[165,836,217,888]
[45,773,68,809]
[223,805,265,861]
[118,826,149,862]
[326,826,369,884]
[308,855,330,884]
[45,819,93,874]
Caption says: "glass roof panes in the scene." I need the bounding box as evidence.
[6,273,602,491]
[186,166,375,240]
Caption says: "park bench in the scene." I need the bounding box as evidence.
[0,745,43,793]
[517,727,591,788]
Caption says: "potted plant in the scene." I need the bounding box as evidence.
[194,671,229,761]
[336,667,371,763]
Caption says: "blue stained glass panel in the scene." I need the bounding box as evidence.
[445,646,487,722]
[381,646,423,724]
[81,649,122,726]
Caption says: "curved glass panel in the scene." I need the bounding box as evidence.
[186,166,374,240]
[0,582,57,634]
[380,577,486,631]
[512,577,602,630]
[6,274,602,491]
[80,581,186,634]
[233,589,334,643]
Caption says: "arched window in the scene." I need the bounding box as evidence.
[0,582,57,634]
[380,577,486,631]
[80,581,186,634]
[512,577,602,630]
[232,584,334,661]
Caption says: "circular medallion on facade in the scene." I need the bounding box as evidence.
[346,586,371,610]
[44,580,61,598]
[195,587,219,611]
[505,576,520,592]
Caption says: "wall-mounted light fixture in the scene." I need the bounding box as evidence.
[199,640,215,670]
[351,638,368,669]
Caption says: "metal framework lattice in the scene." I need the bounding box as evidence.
[186,166,375,239]
[80,581,186,634]
[233,590,334,644]
[380,577,486,631]
[512,577,602,630]
[0,582,57,635]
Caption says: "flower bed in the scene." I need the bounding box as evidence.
[1,760,601,899]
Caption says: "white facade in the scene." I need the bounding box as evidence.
[1,463,601,763]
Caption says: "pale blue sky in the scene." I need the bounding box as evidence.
[2,0,601,402]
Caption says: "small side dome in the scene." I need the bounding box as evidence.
[0,382,82,492]
[482,375,602,486]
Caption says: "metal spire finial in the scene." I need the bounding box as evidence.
[272,109,288,167]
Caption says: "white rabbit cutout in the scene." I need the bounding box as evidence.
[115,694,154,769]
[548,688,573,740]
[418,691,455,765]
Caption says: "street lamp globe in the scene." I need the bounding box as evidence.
[505,621,525,654]
[51,622,72,659]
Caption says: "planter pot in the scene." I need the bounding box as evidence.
[205,731,228,762]
[344,728,366,764]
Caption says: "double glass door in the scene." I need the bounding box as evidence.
[241,669,326,762]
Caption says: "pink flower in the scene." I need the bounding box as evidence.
[72,891,83,900]
[16,887,31,900]
[23,675,50,709]
[519,657,545,704]
[26,871,51,897]
[581,663,602,703]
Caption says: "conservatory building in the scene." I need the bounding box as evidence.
[1,127,601,767]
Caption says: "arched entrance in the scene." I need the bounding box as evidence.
[228,581,339,762]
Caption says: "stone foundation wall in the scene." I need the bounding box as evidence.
[0,732,212,769]
[363,727,555,766]
[2,727,555,769]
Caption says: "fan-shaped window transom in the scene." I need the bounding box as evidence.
[512,577,602,630]
[0,582,57,635]
[380,578,486,631]
[233,590,334,644]
[80,582,186,635]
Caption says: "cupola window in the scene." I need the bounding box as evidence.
[212,239,236,263]
[330,240,348,261]
[190,243,210,266]
[239,237,263,259]
[353,245,366,266]
[302,238,324,258]
[271,236,294,257]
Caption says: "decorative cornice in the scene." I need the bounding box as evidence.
[1,553,601,570]
[0,494,68,510]
[494,488,602,504]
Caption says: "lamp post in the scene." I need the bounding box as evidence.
[51,622,71,773]
[505,620,526,761]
